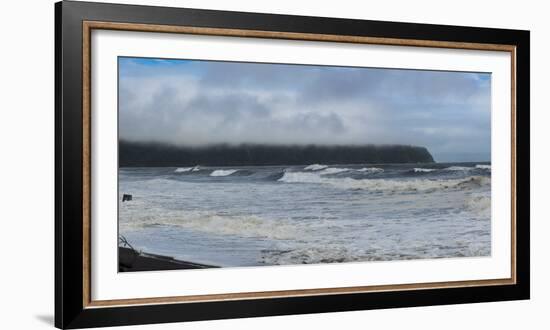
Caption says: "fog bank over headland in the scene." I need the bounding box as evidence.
[119,141,434,167]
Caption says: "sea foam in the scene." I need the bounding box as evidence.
[174,166,200,173]
[464,192,491,216]
[278,171,490,193]
[318,167,351,175]
[475,164,491,170]
[130,210,302,240]
[357,167,384,173]
[175,167,193,173]
[304,164,328,171]
[444,166,473,171]
[413,168,436,173]
[210,169,239,177]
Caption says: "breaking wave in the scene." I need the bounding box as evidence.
[278,171,490,193]
[174,166,200,173]
[357,167,384,173]
[260,241,491,265]
[304,164,328,171]
[309,167,381,176]
[318,167,351,175]
[175,167,192,173]
[444,166,473,171]
[130,210,302,240]
[260,245,369,265]
[475,164,491,170]
[413,168,436,173]
[464,192,491,217]
[210,169,239,177]
[443,165,490,172]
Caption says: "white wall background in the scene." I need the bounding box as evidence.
[0,0,546,329]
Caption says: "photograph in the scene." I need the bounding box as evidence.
[51,1,531,327]
[117,57,492,272]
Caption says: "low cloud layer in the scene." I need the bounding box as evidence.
[119,57,491,162]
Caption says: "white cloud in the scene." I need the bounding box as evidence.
[119,58,491,161]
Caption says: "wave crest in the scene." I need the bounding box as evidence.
[278,171,490,193]
[464,192,491,217]
[304,164,328,171]
[174,166,200,173]
[210,169,239,177]
[318,167,351,175]
[357,167,384,173]
[413,168,436,173]
[475,164,491,170]
[444,166,473,171]
[130,211,301,240]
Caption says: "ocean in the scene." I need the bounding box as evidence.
[119,162,491,268]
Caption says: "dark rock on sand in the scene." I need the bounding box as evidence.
[119,247,217,272]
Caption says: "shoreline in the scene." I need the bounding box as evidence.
[119,246,218,272]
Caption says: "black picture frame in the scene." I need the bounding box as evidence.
[55,1,530,328]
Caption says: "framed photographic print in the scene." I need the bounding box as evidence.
[55,1,530,328]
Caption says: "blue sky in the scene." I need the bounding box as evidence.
[119,57,491,162]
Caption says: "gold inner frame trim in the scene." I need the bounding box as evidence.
[82,20,517,308]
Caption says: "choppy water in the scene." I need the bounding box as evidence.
[119,162,491,268]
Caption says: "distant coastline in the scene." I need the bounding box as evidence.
[119,141,435,167]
